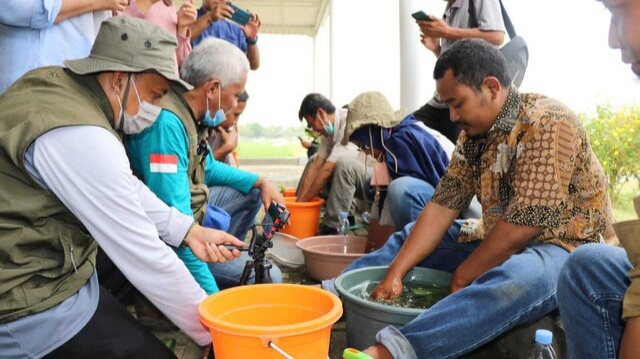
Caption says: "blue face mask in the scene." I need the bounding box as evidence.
[320,115,334,136]
[203,84,226,127]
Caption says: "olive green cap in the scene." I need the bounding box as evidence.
[342,91,406,145]
[65,16,192,90]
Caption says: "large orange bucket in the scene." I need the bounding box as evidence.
[280,197,325,239]
[200,284,342,359]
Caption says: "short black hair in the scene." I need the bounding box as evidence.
[298,93,336,122]
[238,90,249,103]
[433,39,511,91]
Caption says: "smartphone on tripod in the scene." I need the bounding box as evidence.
[238,202,289,285]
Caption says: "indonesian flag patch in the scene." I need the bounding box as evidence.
[150,154,178,173]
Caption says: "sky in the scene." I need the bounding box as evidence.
[238,0,640,128]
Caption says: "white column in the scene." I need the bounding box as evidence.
[399,0,434,113]
[329,0,335,100]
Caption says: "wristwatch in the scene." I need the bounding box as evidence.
[180,221,198,248]
[246,36,258,45]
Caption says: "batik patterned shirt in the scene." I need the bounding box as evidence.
[430,88,613,251]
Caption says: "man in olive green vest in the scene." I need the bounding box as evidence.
[0,17,243,358]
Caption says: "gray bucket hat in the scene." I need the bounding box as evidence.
[342,91,406,145]
[65,16,192,90]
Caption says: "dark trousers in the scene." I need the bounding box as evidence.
[412,102,461,144]
[43,286,177,359]
[96,247,135,304]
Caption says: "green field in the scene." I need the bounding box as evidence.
[236,138,305,158]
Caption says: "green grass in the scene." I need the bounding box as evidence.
[612,182,638,222]
[236,138,305,158]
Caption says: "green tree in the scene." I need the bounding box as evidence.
[581,104,640,199]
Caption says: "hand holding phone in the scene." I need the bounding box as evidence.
[411,11,432,22]
[227,2,252,26]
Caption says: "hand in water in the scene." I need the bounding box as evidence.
[370,271,404,301]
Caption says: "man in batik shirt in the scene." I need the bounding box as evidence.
[342,39,613,359]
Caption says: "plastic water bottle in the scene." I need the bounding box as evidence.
[337,211,349,235]
[526,329,557,359]
[361,211,370,224]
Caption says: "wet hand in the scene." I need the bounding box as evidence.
[370,272,404,301]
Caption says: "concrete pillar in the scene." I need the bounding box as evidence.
[399,0,435,113]
[329,0,335,100]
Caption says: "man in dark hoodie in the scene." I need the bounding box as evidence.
[341,92,455,249]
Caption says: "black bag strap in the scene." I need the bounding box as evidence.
[468,0,517,39]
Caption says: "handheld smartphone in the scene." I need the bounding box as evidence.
[411,11,432,22]
[261,201,289,239]
[227,2,252,26]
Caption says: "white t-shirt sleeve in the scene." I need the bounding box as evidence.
[31,126,211,345]
[133,177,195,248]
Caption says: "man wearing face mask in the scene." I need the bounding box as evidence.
[296,93,365,235]
[126,38,285,290]
[0,17,245,359]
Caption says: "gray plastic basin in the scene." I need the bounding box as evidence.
[335,266,452,349]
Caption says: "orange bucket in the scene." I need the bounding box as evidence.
[199,284,342,359]
[282,187,297,197]
[280,197,325,239]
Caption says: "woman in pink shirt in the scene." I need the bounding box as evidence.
[123,0,197,69]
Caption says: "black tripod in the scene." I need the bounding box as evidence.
[237,202,289,286]
[238,225,275,285]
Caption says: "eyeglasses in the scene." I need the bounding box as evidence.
[197,140,210,164]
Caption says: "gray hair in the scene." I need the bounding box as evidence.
[180,38,250,88]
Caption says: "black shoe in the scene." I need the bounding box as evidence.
[317,224,338,235]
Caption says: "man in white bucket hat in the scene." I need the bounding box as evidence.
[0,16,243,358]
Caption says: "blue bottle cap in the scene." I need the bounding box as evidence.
[535,329,553,345]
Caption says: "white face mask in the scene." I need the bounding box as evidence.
[116,75,162,134]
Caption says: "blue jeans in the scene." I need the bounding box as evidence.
[327,220,569,358]
[208,186,282,289]
[386,177,435,229]
[208,186,261,241]
[386,176,481,228]
[557,244,631,359]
